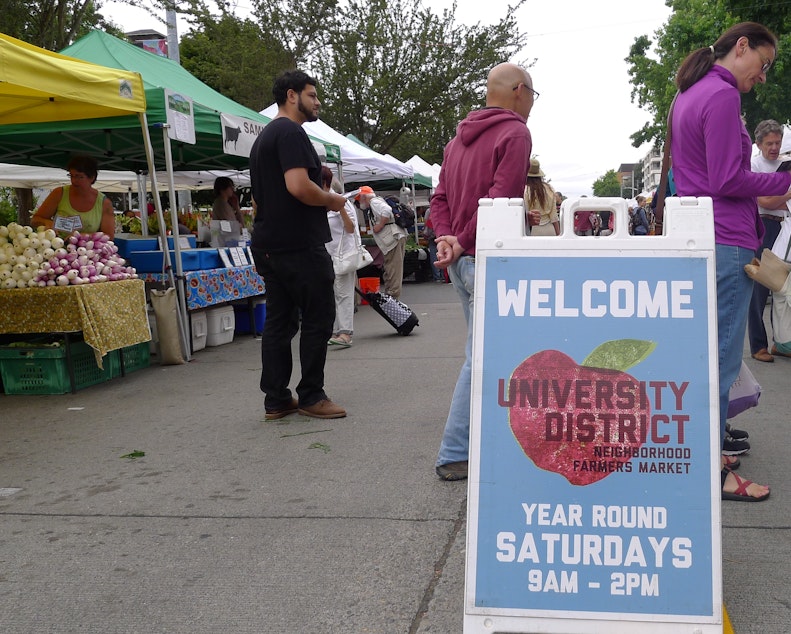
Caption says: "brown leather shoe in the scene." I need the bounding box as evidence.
[265,397,299,420]
[436,461,468,481]
[298,399,347,419]
[771,345,791,358]
[751,348,774,362]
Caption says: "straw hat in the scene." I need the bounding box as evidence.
[528,158,544,178]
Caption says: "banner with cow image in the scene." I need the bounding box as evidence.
[220,113,329,161]
[464,197,722,634]
[220,113,267,159]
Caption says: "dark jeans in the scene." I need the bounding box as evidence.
[251,245,335,408]
[747,217,782,353]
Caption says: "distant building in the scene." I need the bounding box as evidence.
[617,162,640,198]
[126,29,168,57]
[641,146,663,195]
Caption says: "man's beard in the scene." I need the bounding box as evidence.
[298,95,318,122]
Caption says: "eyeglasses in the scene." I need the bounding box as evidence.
[513,83,540,100]
[67,172,88,180]
[756,49,773,73]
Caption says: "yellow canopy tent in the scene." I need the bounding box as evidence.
[0,33,191,360]
[0,32,146,124]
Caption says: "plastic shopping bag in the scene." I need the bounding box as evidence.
[727,361,761,419]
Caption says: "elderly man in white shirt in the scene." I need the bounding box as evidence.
[748,119,791,363]
[356,185,408,299]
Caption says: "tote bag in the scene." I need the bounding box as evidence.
[770,210,791,261]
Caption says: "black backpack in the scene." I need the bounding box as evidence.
[382,196,416,230]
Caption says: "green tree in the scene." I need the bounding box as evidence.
[315,0,527,163]
[592,170,622,197]
[179,13,292,111]
[626,0,733,148]
[0,188,19,226]
[626,0,791,150]
[721,0,791,128]
[0,0,126,222]
[179,0,527,164]
[0,0,125,50]
[249,0,340,68]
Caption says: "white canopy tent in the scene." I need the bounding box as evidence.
[0,163,249,192]
[261,104,438,240]
[406,155,440,188]
[260,104,414,184]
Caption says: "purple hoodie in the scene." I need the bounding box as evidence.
[430,107,531,254]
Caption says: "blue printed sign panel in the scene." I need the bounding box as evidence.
[472,255,716,618]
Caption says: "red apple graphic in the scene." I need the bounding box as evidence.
[506,340,656,486]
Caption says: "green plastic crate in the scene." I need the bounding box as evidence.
[119,341,151,374]
[0,340,116,395]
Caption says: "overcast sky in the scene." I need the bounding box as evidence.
[101,0,673,196]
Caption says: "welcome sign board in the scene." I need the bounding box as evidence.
[465,197,722,634]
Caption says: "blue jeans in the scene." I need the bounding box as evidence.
[747,218,781,353]
[436,256,476,466]
[716,244,755,442]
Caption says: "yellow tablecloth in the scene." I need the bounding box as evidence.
[0,279,151,367]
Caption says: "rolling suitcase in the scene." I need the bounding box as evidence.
[354,287,419,336]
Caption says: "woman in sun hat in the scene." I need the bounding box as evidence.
[524,158,559,236]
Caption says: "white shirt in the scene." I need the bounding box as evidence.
[326,201,359,258]
[752,153,785,218]
[367,196,407,254]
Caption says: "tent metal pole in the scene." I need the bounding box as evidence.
[137,113,191,361]
[161,124,191,362]
[411,176,419,242]
[136,172,148,235]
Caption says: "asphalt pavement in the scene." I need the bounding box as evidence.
[0,281,788,633]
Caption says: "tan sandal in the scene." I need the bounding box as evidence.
[328,335,352,347]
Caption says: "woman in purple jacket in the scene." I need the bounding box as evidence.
[671,22,791,502]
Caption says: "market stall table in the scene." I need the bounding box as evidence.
[140,265,265,310]
[0,279,150,375]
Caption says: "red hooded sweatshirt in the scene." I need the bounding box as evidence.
[430,107,531,255]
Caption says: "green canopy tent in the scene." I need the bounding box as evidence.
[0,30,344,361]
[0,31,344,362]
[0,30,340,172]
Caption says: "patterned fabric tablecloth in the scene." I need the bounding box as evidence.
[141,266,266,310]
[0,279,151,367]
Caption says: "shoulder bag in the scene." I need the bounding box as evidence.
[333,226,373,276]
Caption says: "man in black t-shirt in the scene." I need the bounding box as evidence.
[250,70,347,420]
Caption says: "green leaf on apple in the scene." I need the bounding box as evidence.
[581,339,656,372]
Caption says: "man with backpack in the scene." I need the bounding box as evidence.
[356,185,408,299]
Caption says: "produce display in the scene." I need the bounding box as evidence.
[0,224,137,288]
